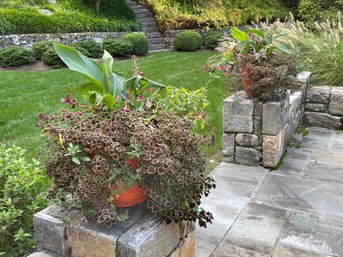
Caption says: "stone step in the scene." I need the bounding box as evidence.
[149,44,166,51]
[137,17,156,23]
[136,12,153,18]
[140,22,158,28]
[131,6,149,12]
[148,37,164,44]
[142,27,160,33]
[133,8,150,15]
[145,32,163,38]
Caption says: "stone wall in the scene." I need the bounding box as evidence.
[0,32,131,49]
[222,72,311,168]
[303,86,343,129]
[31,205,195,257]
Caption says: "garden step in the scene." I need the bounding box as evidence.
[142,27,160,33]
[140,22,158,28]
[148,37,165,44]
[137,17,156,23]
[136,13,153,18]
[145,32,163,38]
[131,6,150,12]
[149,44,166,51]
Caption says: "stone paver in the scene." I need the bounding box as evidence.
[196,127,343,257]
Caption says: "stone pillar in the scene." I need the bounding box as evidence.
[32,205,195,257]
[222,72,311,168]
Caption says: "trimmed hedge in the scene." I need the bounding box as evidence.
[103,38,134,56]
[0,8,140,35]
[174,31,202,52]
[204,30,224,50]
[0,46,36,67]
[32,41,53,60]
[72,40,103,58]
[122,32,149,55]
[42,47,64,66]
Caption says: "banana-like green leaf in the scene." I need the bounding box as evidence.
[109,71,126,98]
[102,94,116,109]
[53,43,105,90]
[231,27,248,42]
[247,29,264,37]
[73,82,103,93]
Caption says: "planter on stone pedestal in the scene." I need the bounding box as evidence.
[35,43,215,257]
[222,71,311,168]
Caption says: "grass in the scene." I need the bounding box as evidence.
[0,51,230,165]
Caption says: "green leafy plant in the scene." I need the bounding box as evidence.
[298,0,343,22]
[64,143,91,165]
[102,38,134,56]
[205,27,298,101]
[121,32,149,55]
[32,41,53,60]
[174,31,203,52]
[204,30,224,50]
[0,144,50,257]
[0,46,36,67]
[72,40,103,58]
[42,47,64,66]
[39,43,215,229]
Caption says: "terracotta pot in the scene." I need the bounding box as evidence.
[112,157,147,208]
[241,65,253,97]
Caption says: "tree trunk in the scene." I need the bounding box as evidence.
[95,0,101,12]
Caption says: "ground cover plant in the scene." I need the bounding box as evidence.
[0,0,139,34]
[0,51,228,165]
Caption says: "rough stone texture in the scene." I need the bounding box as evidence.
[303,160,343,184]
[33,206,69,256]
[27,252,55,257]
[306,86,331,103]
[262,101,283,135]
[300,127,334,151]
[169,231,195,257]
[289,91,303,117]
[297,71,312,85]
[254,102,263,116]
[280,211,343,256]
[328,87,343,115]
[235,133,259,147]
[305,103,327,112]
[235,147,262,166]
[254,116,262,137]
[303,112,342,129]
[223,93,254,133]
[262,128,285,168]
[276,148,310,177]
[0,32,129,48]
[222,133,234,162]
[222,203,286,255]
[211,243,269,257]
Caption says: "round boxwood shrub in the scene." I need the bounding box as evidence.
[122,32,149,55]
[72,40,103,58]
[73,46,91,57]
[42,47,64,66]
[204,30,224,49]
[103,38,134,56]
[174,31,202,52]
[32,41,53,60]
[0,46,36,67]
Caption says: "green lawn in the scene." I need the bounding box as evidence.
[0,51,230,162]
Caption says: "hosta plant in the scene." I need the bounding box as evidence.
[205,27,298,101]
[39,43,215,228]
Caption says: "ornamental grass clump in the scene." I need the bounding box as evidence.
[39,43,215,228]
[205,27,298,101]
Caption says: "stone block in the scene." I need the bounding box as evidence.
[305,103,327,112]
[262,101,283,135]
[289,91,303,114]
[306,86,331,103]
[33,206,69,256]
[223,93,254,133]
[328,87,343,115]
[254,116,262,137]
[235,133,259,147]
[170,231,195,257]
[116,215,180,257]
[27,252,55,257]
[254,102,263,116]
[303,112,342,130]
[262,128,286,168]
[222,133,235,162]
[297,71,311,85]
[235,147,262,166]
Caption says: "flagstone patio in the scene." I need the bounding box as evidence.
[196,127,343,257]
